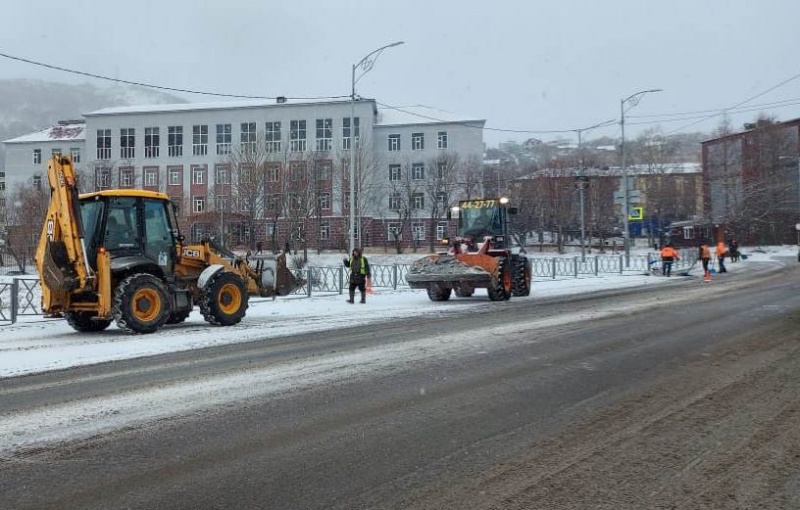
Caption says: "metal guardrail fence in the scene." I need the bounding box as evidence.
[0,250,696,324]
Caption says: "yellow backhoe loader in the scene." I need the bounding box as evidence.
[35,156,303,334]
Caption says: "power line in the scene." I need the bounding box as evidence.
[0,51,350,101]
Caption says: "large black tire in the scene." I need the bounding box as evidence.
[113,273,171,334]
[487,257,512,301]
[200,271,249,326]
[511,255,531,297]
[454,283,475,298]
[65,311,112,332]
[427,283,452,301]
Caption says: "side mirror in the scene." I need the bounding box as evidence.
[508,207,518,215]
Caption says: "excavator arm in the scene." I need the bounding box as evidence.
[35,156,95,311]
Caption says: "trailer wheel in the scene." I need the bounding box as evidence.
[427,283,452,301]
[200,271,249,326]
[454,283,475,297]
[65,311,112,332]
[113,273,171,334]
[487,258,512,301]
[511,255,531,297]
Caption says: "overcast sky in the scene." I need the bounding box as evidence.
[1,0,799,147]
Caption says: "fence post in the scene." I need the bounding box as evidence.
[551,258,556,279]
[393,264,398,290]
[11,279,18,324]
[339,266,344,295]
[306,268,312,297]
[619,255,624,274]
[594,256,599,276]
[573,257,578,278]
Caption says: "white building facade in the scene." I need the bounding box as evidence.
[3,99,485,250]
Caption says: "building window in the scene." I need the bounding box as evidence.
[290,161,306,181]
[168,126,183,157]
[120,167,134,187]
[315,118,332,152]
[33,149,42,164]
[412,223,425,241]
[144,127,160,158]
[192,165,206,185]
[318,192,331,210]
[216,124,231,155]
[266,194,281,213]
[168,167,181,186]
[387,222,401,241]
[319,223,330,241]
[97,129,111,160]
[265,121,281,152]
[315,160,332,180]
[388,134,401,151]
[437,131,448,149]
[412,192,425,209]
[290,120,307,152]
[70,148,81,163]
[144,167,158,187]
[412,163,425,180]
[436,221,449,240]
[265,163,280,182]
[344,191,358,210]
[436,192,447,210]
[95,167,110,188]
[389,164,401,181]
[389,193,401,210]
[215,164,230,185]
[240,122,256,151]
[33,174,42,189]
[342,117,360,150]
[120,128,135,159]
[52,148,62,157]
[193,196,205,213]
[412,132,424,150]
[193,125,209,156]
[215,195,229,213]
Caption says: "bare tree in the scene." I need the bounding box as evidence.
[423,152,460,252]
[4,182,49,272]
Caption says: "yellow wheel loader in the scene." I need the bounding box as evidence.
[35,156,303,334]
[406,198,531,302]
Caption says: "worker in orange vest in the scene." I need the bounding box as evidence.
[699,242,712,281]
[716,241,728,273]
[660,243,680,277]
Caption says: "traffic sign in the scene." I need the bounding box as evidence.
[628,206,643,221]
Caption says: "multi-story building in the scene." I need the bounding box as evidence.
[3,99,485,251]
[3,120,86,193]
[702,118,800,244]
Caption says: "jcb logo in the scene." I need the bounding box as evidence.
[46,219,55,241]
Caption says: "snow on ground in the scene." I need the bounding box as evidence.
[0,246,795,379]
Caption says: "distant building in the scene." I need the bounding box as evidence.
[3,120,86,193]
[701,118,800,244]
[3,99,485,250]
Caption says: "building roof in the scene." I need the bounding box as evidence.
[84,97,363,117]
[4,123,86,144]
[375,105,484,127]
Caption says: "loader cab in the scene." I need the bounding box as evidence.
[79,191,180,276]
[451,198,517,250]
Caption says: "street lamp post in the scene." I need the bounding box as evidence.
[620,88,662,266]
[349,41,404,254]
[575,176,588,261]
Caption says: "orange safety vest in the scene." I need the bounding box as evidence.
[699,245,711,259]
[660,246,679,259]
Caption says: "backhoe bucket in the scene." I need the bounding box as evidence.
[251,252,305,297]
